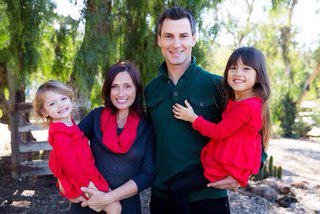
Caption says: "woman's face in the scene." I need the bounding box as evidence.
[110,71,136,112]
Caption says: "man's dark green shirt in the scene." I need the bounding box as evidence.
[145,57,228,201]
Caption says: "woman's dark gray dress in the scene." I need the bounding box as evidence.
[70,107,155,214]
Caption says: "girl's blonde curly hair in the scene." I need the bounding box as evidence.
[33,80,74,125]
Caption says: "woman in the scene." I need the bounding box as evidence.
[70,61,155,213]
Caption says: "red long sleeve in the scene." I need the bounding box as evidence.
[198,97,263,187]
[51,132,90,188]
[48,121,109,199]
[192,104,251,141]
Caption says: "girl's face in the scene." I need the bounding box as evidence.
[227,58,257,100]
[110,71,137,113]
[41,90,73,122]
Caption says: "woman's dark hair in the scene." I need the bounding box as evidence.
[102,61,144,117]
[157,6,196,35]
[223,47,271,149]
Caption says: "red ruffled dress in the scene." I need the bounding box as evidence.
[48,120,109,199]
[192,97,262,187]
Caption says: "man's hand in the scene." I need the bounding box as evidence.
[173,100,198,123]
[207,176,240,190]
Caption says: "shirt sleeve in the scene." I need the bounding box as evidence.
[192,104,252,141]
[131,125,155,193]
[52,132,90,189]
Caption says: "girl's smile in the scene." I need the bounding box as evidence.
[41,90,73,122]
[227,58,257,100]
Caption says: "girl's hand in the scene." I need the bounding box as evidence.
[80,187,115,212]
[207,176,240,190]
[84,181,97,198]
[173,100,198,123]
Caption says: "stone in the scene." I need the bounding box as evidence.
[278,183,291,194]
[253,184,279,200]
[276,195,298,208]
[291,181,309,189]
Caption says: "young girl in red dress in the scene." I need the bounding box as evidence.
[34,80,121,213]
[170,47,271,214]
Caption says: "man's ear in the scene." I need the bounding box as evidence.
[191,33,197,47]
[157,35,162,47]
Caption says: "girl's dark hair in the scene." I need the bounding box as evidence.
[102,61,144,117]
[223,47,271,149]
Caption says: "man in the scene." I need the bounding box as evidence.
[145,6,239,213]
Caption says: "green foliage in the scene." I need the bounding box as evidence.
[254,155,283,181]
[269,156,274,176]
[52,16,79,82]
[277,92,298,137]
[277,167,282,179]
[293,117,313,138]
[4,0,55,81]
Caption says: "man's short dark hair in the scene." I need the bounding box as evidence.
[157,6,196,36]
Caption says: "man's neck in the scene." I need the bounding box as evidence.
[167,58,192,85]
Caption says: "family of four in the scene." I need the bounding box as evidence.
[33,6,270,214]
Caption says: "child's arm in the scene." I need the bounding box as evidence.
[174,100,252,141]
[52,132,91,196]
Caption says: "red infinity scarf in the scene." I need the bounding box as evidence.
[100,108,140,154]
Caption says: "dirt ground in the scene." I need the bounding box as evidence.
[1,123,320,213]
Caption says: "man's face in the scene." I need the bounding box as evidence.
[158,18,196,68]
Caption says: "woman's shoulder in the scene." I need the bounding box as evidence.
[88,106,104,114]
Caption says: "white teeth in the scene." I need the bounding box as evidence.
[117,99,127,104]
[58,108,68,114]
[233,80,244,83]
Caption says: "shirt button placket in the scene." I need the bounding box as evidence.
[172,90,179,102]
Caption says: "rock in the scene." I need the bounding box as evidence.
[278,183,291,194]
[255,178,280,192]
[245,180,256,192]
[291,181,309,189]
[276,195,298,208]
[253,184,279,200]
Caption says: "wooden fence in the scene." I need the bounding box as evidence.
[10,100,89,179]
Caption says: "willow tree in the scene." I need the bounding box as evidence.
[71,0,223,107]
[0,0,54,178]
[69,0,117,106]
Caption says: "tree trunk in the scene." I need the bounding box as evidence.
[0,63,9,124]
[297,62,320,105]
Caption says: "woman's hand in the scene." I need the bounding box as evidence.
[80,187,115,212]
[70,195,87,203]
[207,176,240,190]
[173,100,198,123]
[57,179,65,194]
[104,201,122,214]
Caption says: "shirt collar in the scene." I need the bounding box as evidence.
[158,56,196,79]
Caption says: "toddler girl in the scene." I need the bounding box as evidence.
[34,80,121,213]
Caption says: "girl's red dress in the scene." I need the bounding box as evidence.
[192,97,262,187]
[48,120,109,199]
